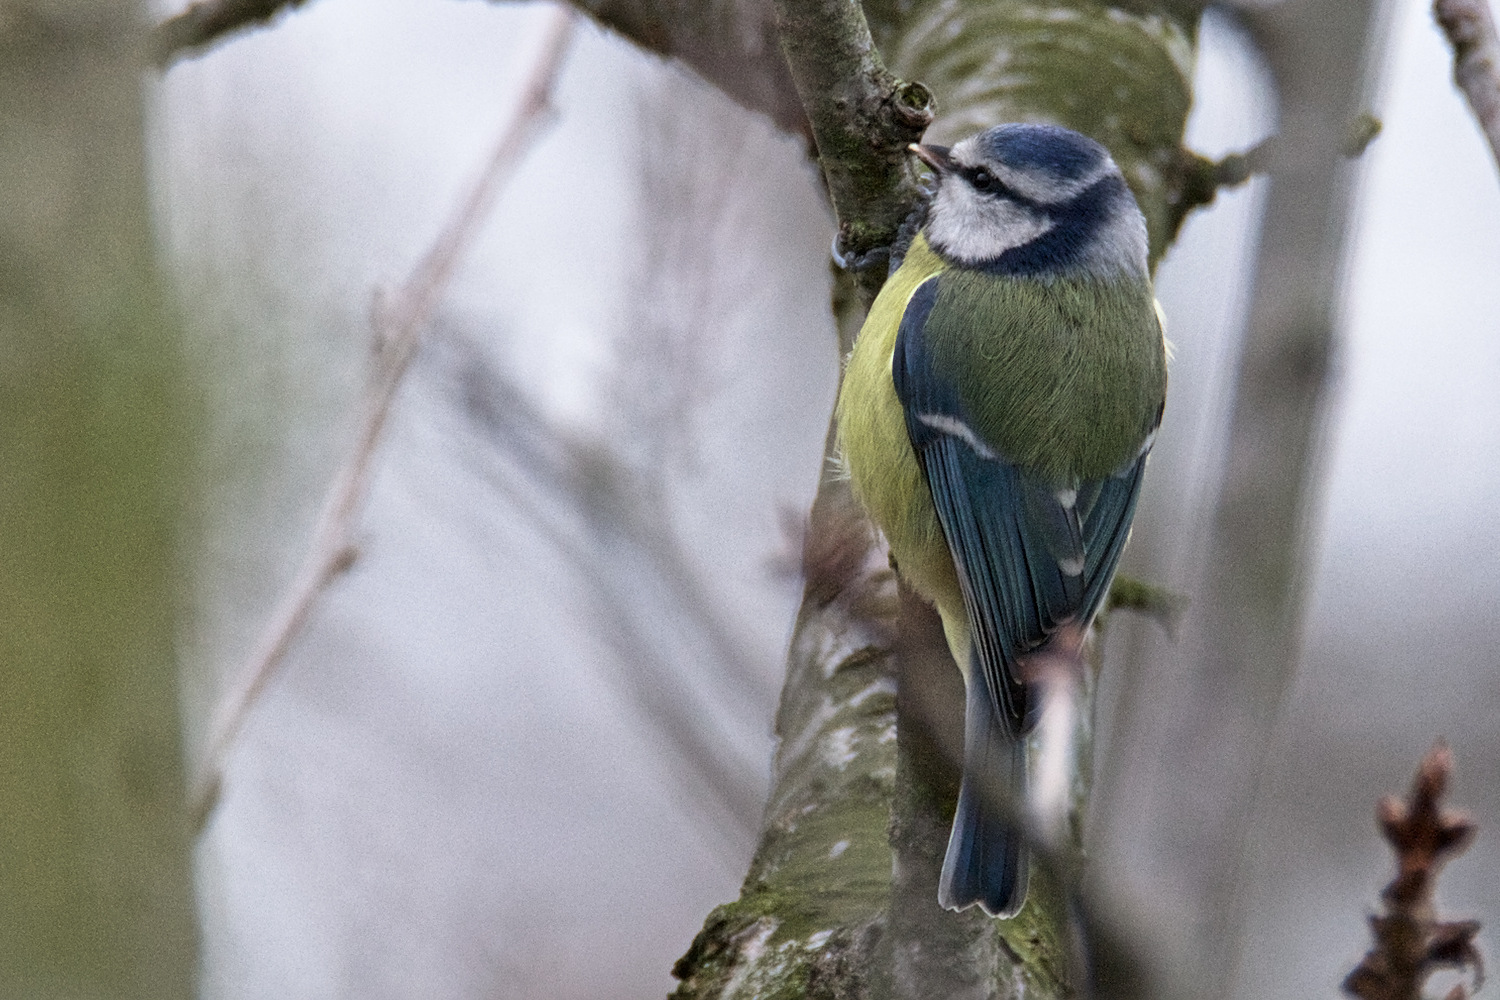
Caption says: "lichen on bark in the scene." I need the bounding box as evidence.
[671,473,901,999]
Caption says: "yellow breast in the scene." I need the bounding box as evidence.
[834,235,969,659]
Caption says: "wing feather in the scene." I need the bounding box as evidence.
[893,274,1155,735]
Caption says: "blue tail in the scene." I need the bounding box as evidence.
[938,668,1028,917]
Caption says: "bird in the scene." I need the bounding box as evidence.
[835,123,1166,917]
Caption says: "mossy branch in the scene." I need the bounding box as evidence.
[772,0,934,300]
[674,0,1200,995]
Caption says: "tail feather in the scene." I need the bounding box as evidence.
[938,668,1028,917]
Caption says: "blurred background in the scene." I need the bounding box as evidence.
[12,0,1499,995]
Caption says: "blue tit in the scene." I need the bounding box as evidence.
[835,123,1166,917]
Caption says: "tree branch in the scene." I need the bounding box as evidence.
[152,0,313,67]
[669,470,902,1000]
[1,4,200,990]
[1435,0,1500,171]
[186,9,576,830]
[558,0,810,137]
[771,0,933,298]
[1164,110,1383,247]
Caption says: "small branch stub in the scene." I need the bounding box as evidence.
[1105,573,1187,637]
[1163,112,1382,242]
[1343,740,1483,1000]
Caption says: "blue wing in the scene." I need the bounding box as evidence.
[892,275,1153,736]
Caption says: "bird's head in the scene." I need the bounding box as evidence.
[913,123,1148,279]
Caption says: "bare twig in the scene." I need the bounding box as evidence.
[1164,111,1383,244]
[153,0,314,68]
[187,8,577,830]
[1436,0,1500,170]
[1344,740,1483,1000]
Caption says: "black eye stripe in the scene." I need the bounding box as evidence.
[959,165,1040,208]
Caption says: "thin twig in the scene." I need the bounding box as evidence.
[1343,740,1483,1000]
[1435,0,1500,171]
[188,8,577,831]
[428,337,768,841]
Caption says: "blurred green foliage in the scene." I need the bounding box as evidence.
[1,4,199,996]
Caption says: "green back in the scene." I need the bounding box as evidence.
[927,270,1166,484]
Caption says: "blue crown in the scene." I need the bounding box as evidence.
[976,124,1106,181]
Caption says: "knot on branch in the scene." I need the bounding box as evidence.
[1343,740,1484,1000]
[888,79,936,134]
[828,74,937,291]
[855,74,935,156]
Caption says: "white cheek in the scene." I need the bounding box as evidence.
[926,184,1053,266]
[1077,203,1149,279]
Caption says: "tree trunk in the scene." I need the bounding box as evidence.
[0,6,200,997]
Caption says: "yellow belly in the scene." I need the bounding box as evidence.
[834,236,972,670]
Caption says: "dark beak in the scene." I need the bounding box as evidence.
[909,143,954,174]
